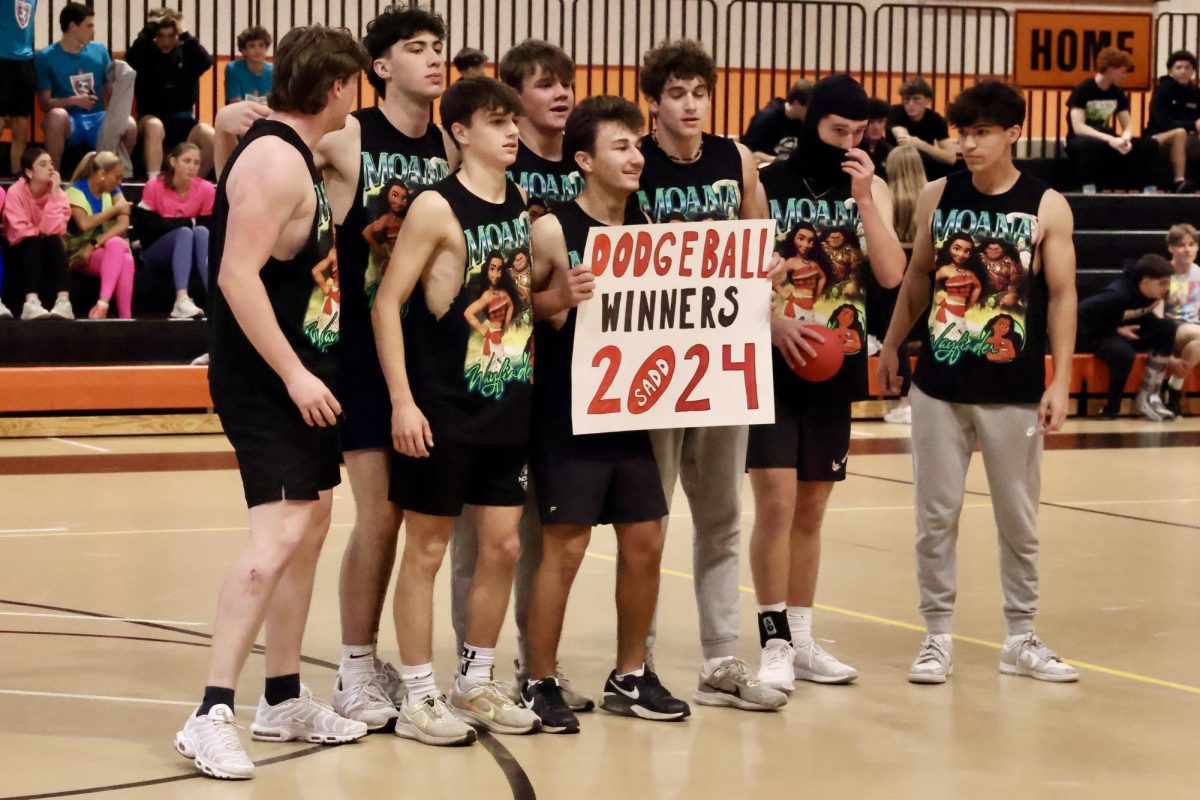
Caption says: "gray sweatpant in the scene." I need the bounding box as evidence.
[647,425,747,661]
[910,385,1041,636]
[449,487,540,664]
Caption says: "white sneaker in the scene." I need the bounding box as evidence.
[1000,633,1079,682]
[694,656,788,710]
[793,639,858,684]
[190,352,211,366]
[908,634,953,684]
[394,692,477,746]
[332,671,400,730]
[174,705,255,780]
[21,298,50,320]
[1135,390,1170,422]
[757,640,796,694]
[866,334,882,356]
[884,405,912,425]
[375,657,405,707]
[49,297,74,319]
[250,685,368,744]
[450,678,540,734]
[170,295,204,319]
[0,300,11,319]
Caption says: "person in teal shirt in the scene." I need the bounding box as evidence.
[0,0,37,175]
[224,26,273,104]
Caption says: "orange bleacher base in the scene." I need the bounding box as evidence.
[0,366,212,414]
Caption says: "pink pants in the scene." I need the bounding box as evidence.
[77,238,135,318]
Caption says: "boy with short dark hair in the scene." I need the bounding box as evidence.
[225,26,274,104]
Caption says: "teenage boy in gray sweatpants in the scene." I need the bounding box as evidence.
[878,79,1080,684]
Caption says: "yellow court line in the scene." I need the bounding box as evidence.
[583,551,1200,697]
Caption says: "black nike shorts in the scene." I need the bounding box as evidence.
[746,390,852,482]
[0,59,35,117]
[211,378,342,508]
[389,440,528,516]
[337,345,393,453]
[531,437,667,527]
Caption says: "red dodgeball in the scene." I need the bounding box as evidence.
[790,323,844,382]
[628,345,676,414]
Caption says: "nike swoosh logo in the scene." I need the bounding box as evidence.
[611,682,640,700]
[349,653,372,659]
[480,705,496,719]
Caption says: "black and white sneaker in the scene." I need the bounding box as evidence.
[600,669,690,721]
[521,678,580,734]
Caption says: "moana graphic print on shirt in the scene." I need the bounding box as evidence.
[303,182,339,352]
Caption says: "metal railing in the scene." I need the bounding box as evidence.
[18,1,1184,154]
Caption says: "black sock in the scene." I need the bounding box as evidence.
[757,611,792,648]
[197,686,236,717]
[264,673,301,706]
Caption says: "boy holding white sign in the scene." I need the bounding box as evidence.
[633,40,810,708]
[372,77,541,745]
[521,96,717,732]
[751,75,906,692]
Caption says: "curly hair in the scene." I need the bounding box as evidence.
[639,40,717,102]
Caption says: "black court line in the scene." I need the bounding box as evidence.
[0,599,536,800]
[848,471,1200,532]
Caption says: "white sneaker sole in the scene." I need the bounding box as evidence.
[692,688,786,711]
[795,667,858,685]
[249,723,367,744]
[600,696,689,721]
[393,720,477,746]
[453,705,540,735]
[907,667,951,684]
[999,662,1079,682]
[174,732,254,780]
[332,705,399,731]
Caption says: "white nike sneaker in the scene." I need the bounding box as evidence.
[375,658,405,707]
[0,299,12,319]
[1000,633,1079,682]
[175,705,255,780]
[793,639,858,684]
[394,692,477,746]
[332,670,400,730]
[170,295,204,319]
[250,685,368,744]
[757,640,796,694]
[450,678,540,734]
[908,634,953,684]
[21,298,50,320]
[49,297,74,320]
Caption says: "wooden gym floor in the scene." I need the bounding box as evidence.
[1,418,1198,799]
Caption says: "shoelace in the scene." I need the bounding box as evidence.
[534,678,567,708]
[209,709,246,750]
[477,680,517,708]
[1020,635,1063,664]
[422,693,456,721]
[715,657,755,684]
[349,677,393,709]
[916,638,950,666]
[762,644,792,670]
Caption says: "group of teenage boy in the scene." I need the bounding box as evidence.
[168,5,1082,782]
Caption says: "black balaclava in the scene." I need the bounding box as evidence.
[788,74,870,188]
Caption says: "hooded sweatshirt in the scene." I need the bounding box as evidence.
[1077,266,1165,336]
[1146,75,1200,135]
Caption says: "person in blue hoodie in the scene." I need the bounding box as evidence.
[1078,254,1180,420]
[1147,50,1200,191]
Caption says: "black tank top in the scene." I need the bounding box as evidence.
[507,140,583,212]
[635,133,743,223]
[914,170,1050,404]
[534,200,648,457]
[337,108,450,347]
[404,174,534,445]
[209,120,337,387]
[760,157,870,402]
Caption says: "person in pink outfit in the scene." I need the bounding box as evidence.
[2,146,74,320]
[65,150,135,319]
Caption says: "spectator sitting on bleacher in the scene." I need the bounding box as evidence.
[1078,254,1181,420]
[1146,51,1200,191]
[224,26,272,104]
[2,146,73,320]
[864,98,892,178]
[1162,223,1200,415]
[35,2,138,170]
[886,77,958,180]
[125,8,215,179]
[133,141,214,320]
[0,0,37,177]
[0,183,6,318]
[741,79,812,165]
[452,47,488,79]
[1066,47,1164,192]
[66,150,135,319]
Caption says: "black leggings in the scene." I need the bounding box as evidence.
[9,235,69,301]
[1082,315,1178,409]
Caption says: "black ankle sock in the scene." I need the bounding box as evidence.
[264,673,301,706]
[197,685,236,717]
[757,611,792,648]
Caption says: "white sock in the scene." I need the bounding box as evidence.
[616,663,646,680]
[340,643,376,678]
[147,170,159,179]
[1004,633,1030,647]
[702,656,728,676]
[758,602,786,614]
[787,606,813,644]
[930,633,953,646]
[402,663,437,703]
[457,643,495,687]
[1168,374,1184,390]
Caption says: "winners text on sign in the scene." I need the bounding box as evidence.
[1014,11,1153,91]
[571,219,776,435]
